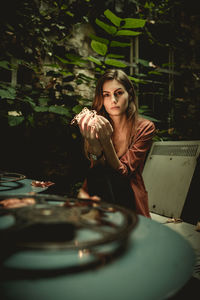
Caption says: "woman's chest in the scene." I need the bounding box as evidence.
[113,135,130,157]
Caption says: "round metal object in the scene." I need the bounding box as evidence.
[0,172,26,183]
[0,194,138,251]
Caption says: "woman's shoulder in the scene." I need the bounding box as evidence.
[136,117,155,131]
[129,117,155,146]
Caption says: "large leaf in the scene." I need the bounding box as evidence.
[8,116,24,126]
[138,59,150,67]
[104,9,122,27]
[85,56,102,65]
[65,53,86,64]
[95,19,117,35]
[107,53,125,59]
[55,55,70,64]
[110,40,130,47]
[122,18,146,29]
[148,70,162,76]
[0,87,16,99]
[89,34,130,48]
[24,96,36,107]
[72,104,83,114]
[89,34,109,45]
[104,10,146,29]
[105,59,127,68]
[56,55,85,67]
[91,40,107,56]
[33,106,49,112]
[49,105,71,116]
[78,73,96,83]
[129,76,147,84]
[116,30,141,36]
[0,60,11,70]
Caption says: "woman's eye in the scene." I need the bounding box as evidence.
[103,93,109,98]
[115,91,123,96]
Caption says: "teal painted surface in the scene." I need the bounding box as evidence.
[0,179,48,195]
[0,215,195,300]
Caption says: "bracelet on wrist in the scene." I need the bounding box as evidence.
[88,151,103,161]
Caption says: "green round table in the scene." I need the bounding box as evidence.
[0,212,195,300]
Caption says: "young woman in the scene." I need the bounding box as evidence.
[75,69,155,217]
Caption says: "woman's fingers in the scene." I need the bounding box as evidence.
[79,114,91,132]
[78,115,100,147]
[79,115,95,139]
[95,116,113,141]
[78,113,113,144]
[97,116,113,132]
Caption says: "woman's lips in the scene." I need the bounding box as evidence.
[111,106,120,109]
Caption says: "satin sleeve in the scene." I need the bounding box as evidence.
[117,119,155,177]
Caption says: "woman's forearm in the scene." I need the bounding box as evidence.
[101,139,121,170]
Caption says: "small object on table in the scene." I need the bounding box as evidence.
[166,217,183,224]
[31,181,55,188]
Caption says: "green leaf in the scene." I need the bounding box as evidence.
[89,34,109,45]
[79,98,92,106]
[8,116,24,126]
[122,18,146,29]
[27,115,34,126]
[104,9,122,27]
[24,96,36,107]
[72,104,83,114]
[33,106,49,112]
[21,96,36,109]
[138,59,150,67]
[144,2,155,8]
[78,73,96,83]
[56,55,86,67]
[0,60,11,70]
[95,19,117,35]
[60,70,73,76]
[116,30,141,36]
[0,87,16,99]
[139,105,150,109]
[139,114,160,122]
[110,41,130,47]
[6,23,14,31]
[65,53,86,63]
[65,11,74,17]
[91,40,107,56]
[55,55,70,64]
[148,71,162,75]
[107,53,125,59]
[105,59,127,68]
[129,76,146,84]
[49,106,71,116]
[85,56,102,65]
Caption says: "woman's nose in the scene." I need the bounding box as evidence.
[111,94,117,103]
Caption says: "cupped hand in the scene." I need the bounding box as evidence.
[78,114,102,155]
[95,115,113,144]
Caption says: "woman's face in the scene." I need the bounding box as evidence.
[102,79,129,117]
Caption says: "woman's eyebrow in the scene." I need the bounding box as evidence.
[103,88,123,93]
